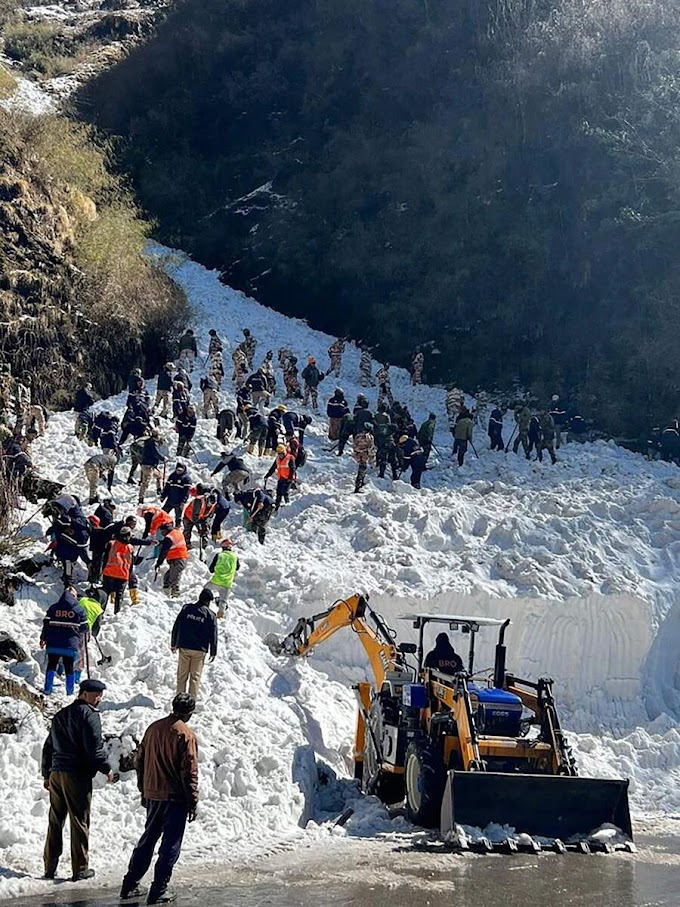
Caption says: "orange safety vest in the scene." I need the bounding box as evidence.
[166,527,189,560]
[276,453,296,480]
[183,495,215,524]
[103,540,133,580]
[147,507,173,535]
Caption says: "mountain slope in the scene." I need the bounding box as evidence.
[1,245,679,897]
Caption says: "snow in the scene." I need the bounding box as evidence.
[0,71,56,115]
[1,243,680,896]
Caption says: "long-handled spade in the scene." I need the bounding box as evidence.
[94,635,112,666]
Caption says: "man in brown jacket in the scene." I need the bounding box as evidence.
[119,694,199,904]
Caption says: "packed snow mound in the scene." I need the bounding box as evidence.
[1,244,680,896]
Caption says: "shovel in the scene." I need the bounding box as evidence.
[94,635,112,666]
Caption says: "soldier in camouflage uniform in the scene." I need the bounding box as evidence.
[231,346,248,389]
[359,347,375,387]
[411,349,424,385]
[260,351,276,395]
[282,355,302,399]
[352,424,376,492]
[537,411,557,464]
[473,390,489,432]
[241,329,257,370]
[327,339,345,378]
[374,405,399,480]
[376,364,394,408]
[512,403,532,458]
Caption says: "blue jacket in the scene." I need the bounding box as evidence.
[248,411,267,432]
[74,387,95,413]
[281,412,300,434]
[162,470,192,508]
[171,602,217,656]
[327,400,349,419]
[41,590,88,654]
[93,413,119,450]
[157,368,173,392]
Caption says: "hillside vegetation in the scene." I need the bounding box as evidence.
[80,0,680,434]
[0,107,186,406]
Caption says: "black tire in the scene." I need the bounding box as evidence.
[404,738,447,828]
[362,699,405,805]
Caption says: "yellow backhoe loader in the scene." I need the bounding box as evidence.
[266,593,634,853]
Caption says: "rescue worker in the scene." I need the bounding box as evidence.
[40,587,89,696]
[154,363,175,418]
[101,525,134,614]
[336,410,354,456]
[488,405,504,451]
[15,373,46,437]
[161,463,192,526]
[418,413,437,462]
[138,504,174,541]
[326,388,349,441]
[411,348,424,385]
[399,435,427,488]
[171,589,217,699]
[424,633,464,673]
[74,380,95,442]
[200,374,219,419]
[235,386,252,439]
[42,678,116,883]
[660,421,680,463]
[549,395,567,449]
[359,347,374,387]
[282,355,302,399]
[512,403,532,458]
[352,423,376,493]
[260,350,276,395]
[374,405,399,480]
[445,387,464,434]
[83,451,118,505]
[171,380,189,419]
[538,411,558,464]
[353,395,374,434]
[138,430,166,505]
[211,451,250,500]
[327,339,345,378]
[376,364,394,408]
[207,488,230,541]
[233,488,274,545]
[528,414,541,456]
[78,587,107,641]
[453,406,474,466]
[91,410,120,452]
[208,350,224,389]
[264,406,284,455]
[119,694,198,905]
[175,405,197,459]
[205,539,239,618]
[264,444,297,511]
[301,357,324,409]
[231,346,248,389]
[241,328,257,369]
[48,501,91,586]
[127,368,143,394]
[119,396,151,446]
[155,523,189,597]
[177,330,197,373]
[208,328,223,356]
[182,484,215,548]
[246,407,267,456]
[216,406,237,444]
[245,369,269,410]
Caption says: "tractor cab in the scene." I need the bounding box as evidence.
[400,612,523,738]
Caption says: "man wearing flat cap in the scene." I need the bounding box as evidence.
[41,678,117,882]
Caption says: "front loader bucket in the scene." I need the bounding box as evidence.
[440,771,632,842]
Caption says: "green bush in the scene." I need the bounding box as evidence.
[3,20,97,77]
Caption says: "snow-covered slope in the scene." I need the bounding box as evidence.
[1,245,679,897]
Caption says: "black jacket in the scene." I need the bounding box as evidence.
[41,699,111,779]
[141,437,165,467]
[74,387,95,413]
[424,644,464,674]
[162,470,192,508]
[171,602,217,656]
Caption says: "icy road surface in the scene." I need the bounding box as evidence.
[5,834,680,907]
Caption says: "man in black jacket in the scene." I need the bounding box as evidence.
[138,430,166,505]
[41,679,117,882]
[171,589,218,699]
[161,464,192,526]
[424,633,464,674]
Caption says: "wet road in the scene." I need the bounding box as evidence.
[6,832,680,907]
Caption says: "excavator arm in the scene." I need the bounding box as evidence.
[267,593,407,688]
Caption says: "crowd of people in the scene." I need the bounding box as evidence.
[0,326,650,901]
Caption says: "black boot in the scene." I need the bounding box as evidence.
[147,888,175,905]
[120,883,148,901]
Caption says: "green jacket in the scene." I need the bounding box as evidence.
[79,596,103,630]
[514,406,531,431]
[453,416,473,441]
[418,418,436,445]
[211,550,239,588]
